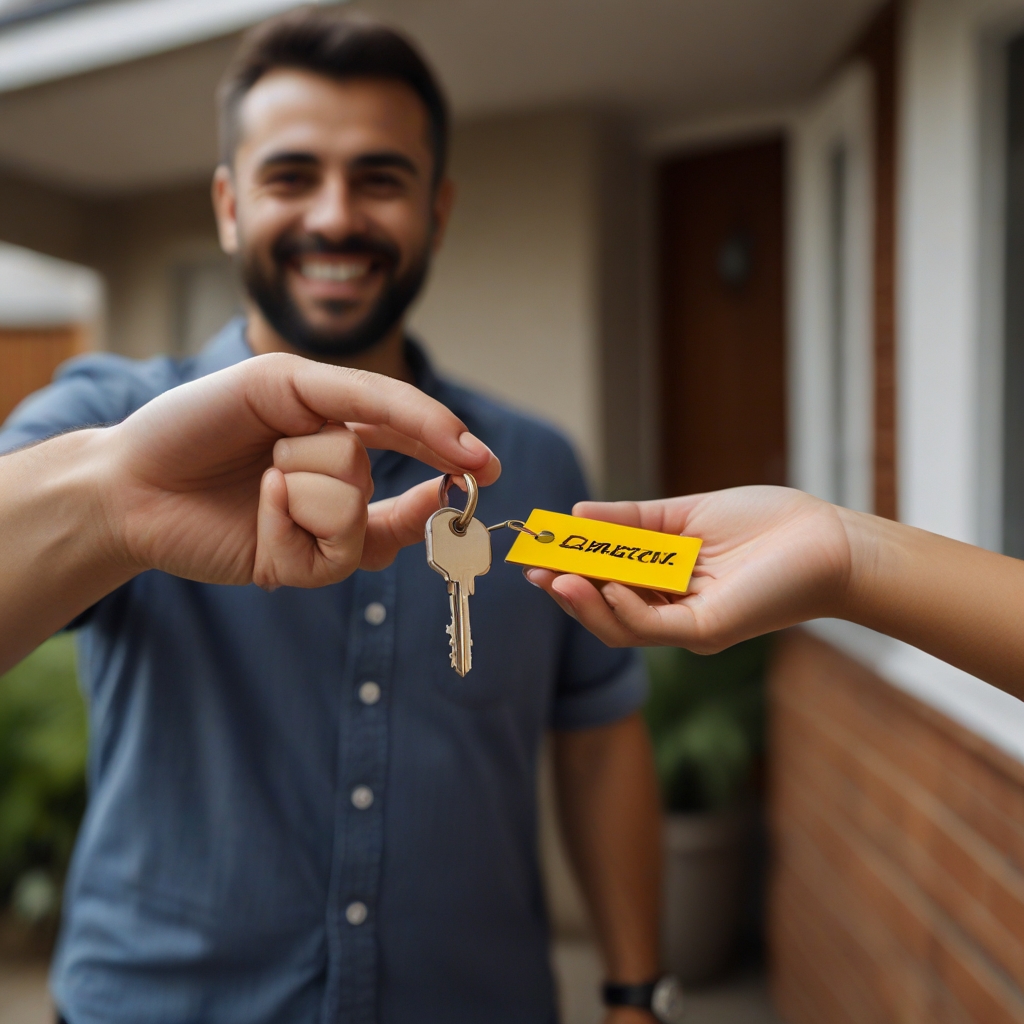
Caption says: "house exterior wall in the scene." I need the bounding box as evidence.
[0,109,643,495]
[411,109,643,493]
[85,183,222,359]
[0,168,90,264]
[770,3,1024,1020]
[770,630,1024,1024]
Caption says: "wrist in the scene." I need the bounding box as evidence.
[85,424,150,576]
[605,1008,657,1023]
[36,427,140,581]
[603,974,686,1024]
[0,427,139,671]
[834,504,896,629]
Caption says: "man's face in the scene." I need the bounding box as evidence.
[214,70,450,357]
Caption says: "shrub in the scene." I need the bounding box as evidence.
[0,635,87,919]
[643,636,771,814]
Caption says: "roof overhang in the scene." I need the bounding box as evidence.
[0,0,346,93]
[0,0,885,196]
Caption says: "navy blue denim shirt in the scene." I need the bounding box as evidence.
[0,320,646,1024]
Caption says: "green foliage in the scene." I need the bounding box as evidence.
[643,637,771,814]
[0,636,87,915]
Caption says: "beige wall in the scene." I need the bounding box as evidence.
[0,170,90,264]
[0,168,226,358]
[412,109,647,495]
[86,183,225,359]
[411,111,603,483]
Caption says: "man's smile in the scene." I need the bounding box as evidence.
[298,256,374,283]
[285,254,387,306]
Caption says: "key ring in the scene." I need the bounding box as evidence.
[487,520,555,543]
[438,472,479,534]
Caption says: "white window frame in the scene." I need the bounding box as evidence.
[788,62,875,512]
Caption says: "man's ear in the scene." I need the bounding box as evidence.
[212,165,239,256]
[430,177,456,254]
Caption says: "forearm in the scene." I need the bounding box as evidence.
[839,508,1024,698]
[0,429,133,673]
[553,713,662,983]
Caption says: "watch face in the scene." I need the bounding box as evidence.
[652,976,687,1024]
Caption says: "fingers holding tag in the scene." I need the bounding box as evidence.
[505,510,702,596]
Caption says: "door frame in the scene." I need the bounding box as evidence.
[788,62,876,512]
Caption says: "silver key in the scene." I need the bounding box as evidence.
[426,507,491,676]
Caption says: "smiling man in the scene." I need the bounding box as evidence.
[0,10,665,1024]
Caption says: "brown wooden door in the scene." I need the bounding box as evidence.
[659,138,787,495]
[0,326,88,425]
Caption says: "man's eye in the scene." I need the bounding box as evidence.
[359,173,406,193]
[266,170,315,189]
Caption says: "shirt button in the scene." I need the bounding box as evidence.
[346,901,368,926]
[364,602,387,626]
[351,785,374,810]
[359,681,381,705]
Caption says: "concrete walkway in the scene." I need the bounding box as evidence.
[0,947,781,1024]
[554,941,779,1024]
[0,964,50,1024]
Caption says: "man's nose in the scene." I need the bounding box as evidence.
[304,177,366,240]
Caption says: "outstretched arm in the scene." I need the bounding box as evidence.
[525,486,1024,700]
[0,352,499,673]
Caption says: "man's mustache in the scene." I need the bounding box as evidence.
[272,233,401,270]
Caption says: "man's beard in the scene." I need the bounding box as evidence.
[240,231,430,359]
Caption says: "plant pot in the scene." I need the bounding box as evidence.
[661,807,753,985]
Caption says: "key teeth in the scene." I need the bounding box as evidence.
[445,596,471,676]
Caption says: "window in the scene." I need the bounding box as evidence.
[1003,35,1024,557]
[172,255,241,357]
[789,63,874,511]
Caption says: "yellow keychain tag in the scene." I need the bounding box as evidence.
[504,509,702,595]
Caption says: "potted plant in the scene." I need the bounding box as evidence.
[0,635,87,958]
[643,636,771,985]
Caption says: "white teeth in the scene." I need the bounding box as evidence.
[300,261,368,282]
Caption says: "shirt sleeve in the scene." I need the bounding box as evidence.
[550,624,648,730]
[0,351,172,455]
[536,431,649,730]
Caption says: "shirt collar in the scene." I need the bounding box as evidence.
[403,335,443,399]
[188,316,253,379]
[195,319,441,395]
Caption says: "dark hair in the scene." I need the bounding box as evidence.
[217,7,449,184]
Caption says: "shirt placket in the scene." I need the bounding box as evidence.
[321,564,396,1024]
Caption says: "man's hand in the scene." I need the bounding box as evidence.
[105,352,498,587]
[526,486,849,653]
[0,353,499,672]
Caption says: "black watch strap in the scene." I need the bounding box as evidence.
[602,979,659,1009]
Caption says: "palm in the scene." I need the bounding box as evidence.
[536,486,851,652]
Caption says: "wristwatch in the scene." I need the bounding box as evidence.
[602,974,686,1023]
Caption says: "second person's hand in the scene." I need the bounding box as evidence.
[524,486,852,653]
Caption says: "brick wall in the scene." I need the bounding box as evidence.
[769,630,1024,1023]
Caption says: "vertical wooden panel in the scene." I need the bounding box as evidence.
[848,1,900,520]
[0,326,87,425]
[658,137,787,496]
[769,631,1024,1023]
